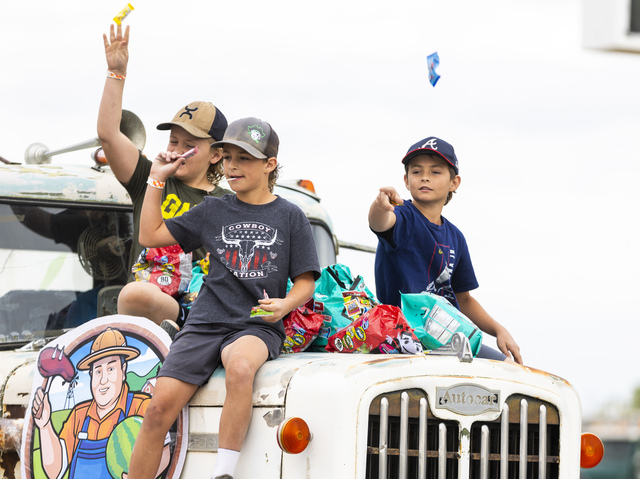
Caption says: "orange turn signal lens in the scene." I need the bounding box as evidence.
[580,432,604,468]
[297,180,316,194]
[276,417,312,454]
[92,148,108,165]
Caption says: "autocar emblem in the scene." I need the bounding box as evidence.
[436,383,500,415]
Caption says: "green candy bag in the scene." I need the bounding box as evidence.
[400,292,483,356]
[311,264,378,349]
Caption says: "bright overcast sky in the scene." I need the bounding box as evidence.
[2,0,639,417]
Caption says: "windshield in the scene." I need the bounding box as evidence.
[0,204,133,347]
[0,202,337,348]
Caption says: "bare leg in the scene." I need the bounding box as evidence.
[117,282,180,326]
[127,377,198,479]
[218,335,269,451]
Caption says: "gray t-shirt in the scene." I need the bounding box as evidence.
[165,195,321,337]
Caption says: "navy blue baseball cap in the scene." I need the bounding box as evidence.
[401,136,459,174]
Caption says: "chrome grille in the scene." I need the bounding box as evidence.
[366,390,560,479]
[469,396,560,478]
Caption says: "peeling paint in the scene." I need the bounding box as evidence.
[522,366,571,385]
[263,408,284,427]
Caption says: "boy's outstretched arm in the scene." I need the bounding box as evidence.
[97,24,139,185]
[139,153,183,248]
[369,187,404,232]
[257,271,316,323]
[456,291,523,365]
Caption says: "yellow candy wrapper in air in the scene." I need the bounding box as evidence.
[114,3,134,25]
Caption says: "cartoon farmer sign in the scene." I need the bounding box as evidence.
[21,315,187,479]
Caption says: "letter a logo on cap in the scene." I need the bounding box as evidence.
[421,138,438,150]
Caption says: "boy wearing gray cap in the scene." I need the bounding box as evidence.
[127,118,321,479]
[368,136,522,364]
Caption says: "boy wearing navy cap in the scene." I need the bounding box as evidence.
[368,136,522,364]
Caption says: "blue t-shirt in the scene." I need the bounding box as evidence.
[373,201,478,309]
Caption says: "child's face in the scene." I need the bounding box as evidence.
[222,144,276,196]
[167,126,221,180]
[404,154,460,206]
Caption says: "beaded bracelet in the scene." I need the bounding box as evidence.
[147,177,166,189]
[107,70,126,81]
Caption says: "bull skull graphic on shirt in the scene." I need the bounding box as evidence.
[217,222,282,276]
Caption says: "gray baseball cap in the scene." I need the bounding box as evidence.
[211,117,279,159]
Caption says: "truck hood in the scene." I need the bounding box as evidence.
[190,351,574,408]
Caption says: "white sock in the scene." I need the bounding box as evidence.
[212,448,240,478]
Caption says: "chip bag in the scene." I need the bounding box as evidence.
[400,292,483,356]
[312,264,378,349]
[325,305,422,355]
[180,254,209,309]
[132,245,192,298]
[281,303,325,354]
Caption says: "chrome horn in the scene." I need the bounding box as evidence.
[24,110,146,164]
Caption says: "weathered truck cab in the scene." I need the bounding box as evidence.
[0,151,601,478]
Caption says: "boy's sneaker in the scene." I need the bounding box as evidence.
[160,319,180,341]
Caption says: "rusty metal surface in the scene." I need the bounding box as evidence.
[0,164,131,205]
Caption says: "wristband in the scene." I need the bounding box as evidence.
[147,177,166,189]
[107,70,126,81]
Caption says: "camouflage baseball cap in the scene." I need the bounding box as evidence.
[211,117,279,159]
[157,101,228,141]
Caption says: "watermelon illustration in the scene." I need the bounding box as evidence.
[106,415,143,479]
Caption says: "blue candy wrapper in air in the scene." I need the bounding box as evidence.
[427,52,440,87]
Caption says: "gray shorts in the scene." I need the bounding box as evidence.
[476,344,507,361]
[158,322,284,386]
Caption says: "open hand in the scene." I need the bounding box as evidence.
[103,24,130,76]
[496,329,523,365]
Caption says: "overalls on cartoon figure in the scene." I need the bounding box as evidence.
[69,390,136,478]
[32,328,162,479]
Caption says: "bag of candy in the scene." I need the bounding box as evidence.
[281,302,326,354]
[312,264,378,349]
[400,292,483,356]
[179,254,209,309]
[325,305,422,355]
[131,245,192,298]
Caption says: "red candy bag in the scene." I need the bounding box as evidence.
[281,305,325,354]
[325,305,423,354]
[131,245,192,298]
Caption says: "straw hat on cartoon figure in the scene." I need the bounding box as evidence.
[77,327,140,371]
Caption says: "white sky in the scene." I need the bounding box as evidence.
[2,0,639,418]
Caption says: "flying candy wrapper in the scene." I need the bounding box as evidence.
[114,3,135,25]
[427,52,440,87]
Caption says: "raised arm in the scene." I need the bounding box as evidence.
[456,291,523,365]
[368,186,403,233]
[139,153,184,248]
[97,24,140,184]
